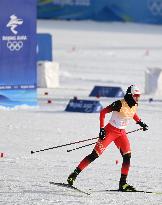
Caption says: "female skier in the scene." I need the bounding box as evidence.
[67,85,148,192]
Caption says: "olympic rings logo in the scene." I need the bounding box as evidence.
[147,0,162,16]
[7,41,23,51]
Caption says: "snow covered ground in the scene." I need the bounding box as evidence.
[1,20,162,204]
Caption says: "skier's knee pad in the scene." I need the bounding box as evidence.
[123,153,131,164]
[87,150,99,163]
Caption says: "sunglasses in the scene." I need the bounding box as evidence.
[133,94,140,97]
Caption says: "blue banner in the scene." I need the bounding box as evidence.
[89,86,124,98]
[37,33,53,61]
[65,99,103,113]
[37,0,162,24]
[0,0,37,107]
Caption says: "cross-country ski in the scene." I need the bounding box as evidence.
[49,182,90,195]
[94,189,162,195]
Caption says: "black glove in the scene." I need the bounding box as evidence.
[99,128,106,140]
[137,121,148,131]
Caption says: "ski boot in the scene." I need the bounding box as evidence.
[67,168,80,186]
[119,183,136,192]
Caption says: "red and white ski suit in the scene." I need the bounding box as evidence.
[77,99,141,176]
[94,99,140,155]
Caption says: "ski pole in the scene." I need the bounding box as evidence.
[67,128,143,152]
[30,136,98,154]
[67,142,96,152]
[126,128,143,134]
[31,128,143,154]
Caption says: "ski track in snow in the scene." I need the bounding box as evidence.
[0,20,162,204]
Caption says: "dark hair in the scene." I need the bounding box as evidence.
[124,85,137,107]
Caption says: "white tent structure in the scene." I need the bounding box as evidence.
[145,68,162,96]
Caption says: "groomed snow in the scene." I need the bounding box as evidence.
[0,20,162,204]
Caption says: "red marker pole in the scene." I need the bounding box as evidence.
[0,153,4,158]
